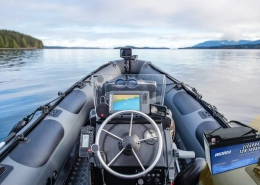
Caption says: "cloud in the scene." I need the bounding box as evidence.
[1,0,260,47]
[220,32,243,41]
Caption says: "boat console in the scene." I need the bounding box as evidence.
[94,74,166,116]
[77,73,197,185]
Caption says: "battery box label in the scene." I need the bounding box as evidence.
[211,141,260,174]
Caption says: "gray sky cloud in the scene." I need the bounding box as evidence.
[1,0,260,47]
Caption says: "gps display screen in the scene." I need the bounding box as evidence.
[113,94,140,111]
[82,135,90,148]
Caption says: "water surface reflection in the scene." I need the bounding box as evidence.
[0,49,260,141]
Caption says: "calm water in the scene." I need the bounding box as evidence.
[1,49,260,141]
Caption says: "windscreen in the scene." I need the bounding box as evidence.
[93,74,166,112]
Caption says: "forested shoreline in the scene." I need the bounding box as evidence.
[0,30,43,49]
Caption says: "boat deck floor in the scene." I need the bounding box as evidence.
[64,156,90,185]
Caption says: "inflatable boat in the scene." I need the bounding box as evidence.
[0,48,260,185]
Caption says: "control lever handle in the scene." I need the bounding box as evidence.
[173,149,195,159]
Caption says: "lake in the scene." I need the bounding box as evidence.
[1,49,260,141]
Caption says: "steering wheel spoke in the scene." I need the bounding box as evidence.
[138,136,158,142]
[108,148,125,167]
[132,149,145,171]
[102,129,123,141]
[129,113,133,136]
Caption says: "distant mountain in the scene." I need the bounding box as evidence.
[180,44,260,49]
[114,46,170,49]
[44,46,101,49]
[0,30,43,49]
[179,39,260,49]
[248,40,260,45]
[193,40,251,47]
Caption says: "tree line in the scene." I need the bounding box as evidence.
[0,30,44,49]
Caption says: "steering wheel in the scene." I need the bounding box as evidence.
[93,110,163,179]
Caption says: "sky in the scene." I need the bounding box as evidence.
[1,0,260,48]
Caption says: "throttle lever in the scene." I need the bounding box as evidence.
[173,149,195,159]
[172,143,195,159]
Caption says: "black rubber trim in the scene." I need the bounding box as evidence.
[173,91,202,115]
[9,120,64,167]
[0,164,13,184]
[58,90,87,114]
[196,121,220,148]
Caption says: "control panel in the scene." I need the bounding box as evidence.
[136,169,163,185]
[79,126,95,159]
[141,92,148,105]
